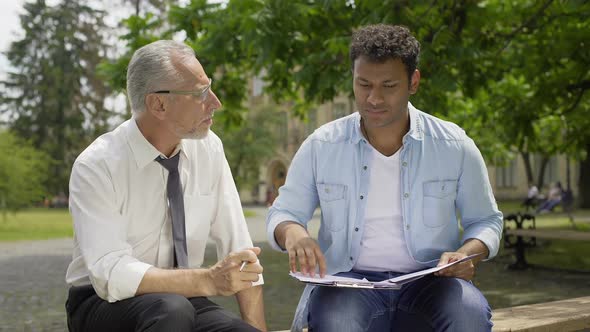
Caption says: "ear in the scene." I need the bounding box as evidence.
[409,69,421,95]
[145,94,167,120]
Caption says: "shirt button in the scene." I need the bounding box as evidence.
[360,195,364,200]
[402,161,407,167]
[325,188,330,193]
[363,166,367,170]
[350,256,353,261]
[355,227,359,232]
[406,224,410,230]
[404,193,409,198]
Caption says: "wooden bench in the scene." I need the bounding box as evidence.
[492,296,590,331]
[503,213,590,269]
[274,296,590,331]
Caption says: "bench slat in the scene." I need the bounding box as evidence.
[504,229,590,241]
[492,296,590,332]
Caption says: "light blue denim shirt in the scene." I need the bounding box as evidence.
[266,102,503,331]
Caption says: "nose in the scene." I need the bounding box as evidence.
[367,88,384,106]
[208,90,222,112]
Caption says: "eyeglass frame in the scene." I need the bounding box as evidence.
[151,78,212,102]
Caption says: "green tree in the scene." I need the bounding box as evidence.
[216,104,283,191]
[102,0,590,203]
[0,131,51,217]
[0,0,112,194]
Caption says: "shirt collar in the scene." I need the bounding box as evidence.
[406,102,424,141]
[125,118,188,169]
[351,102,424,144]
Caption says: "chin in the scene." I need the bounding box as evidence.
[185,129,209,140]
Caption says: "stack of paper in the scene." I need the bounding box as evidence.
[289,252,483,289]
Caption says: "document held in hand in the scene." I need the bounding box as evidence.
[289,252,484,289]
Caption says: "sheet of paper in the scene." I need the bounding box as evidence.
[289,272,370,284]
[289,272,401,289]
[386,252,484,284]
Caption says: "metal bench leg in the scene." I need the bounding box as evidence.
[509,235,529,270]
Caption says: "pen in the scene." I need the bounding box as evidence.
[239,261,248,272]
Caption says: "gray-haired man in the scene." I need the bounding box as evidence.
[65,40,266,332]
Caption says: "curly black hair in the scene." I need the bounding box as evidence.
[350,24,420,84]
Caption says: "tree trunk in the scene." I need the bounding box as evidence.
[521,152,534,184]
[579,144,590,208]
[537,156,550,189]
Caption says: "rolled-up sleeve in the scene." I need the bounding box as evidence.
[266,137,319,252]
[209,152,263,286]
[69,160,152,302]
[456,138,503,259]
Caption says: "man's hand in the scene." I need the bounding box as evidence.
[208,247,263,296]
[283,226,327,278]
[434,252,475,281]
[434,239,489,281]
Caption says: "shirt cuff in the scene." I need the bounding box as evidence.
[463,226,501,260]
[253,273,264,287]
[106,258,153,302]
[267,211,304,253]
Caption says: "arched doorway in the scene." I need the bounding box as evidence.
[266,160,287,206]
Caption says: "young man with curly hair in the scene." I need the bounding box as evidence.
[267,24,502,332]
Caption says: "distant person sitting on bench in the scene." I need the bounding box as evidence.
[536,182,563,213]
[522,182,541,210]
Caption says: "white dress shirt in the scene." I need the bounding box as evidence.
[66,118,262,302]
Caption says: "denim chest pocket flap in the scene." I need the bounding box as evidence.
[317,183,346,202]
[423,180,458,199]
[316,183,347,232]
[422,180,458,228]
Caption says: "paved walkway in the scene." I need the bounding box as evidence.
[0,238,72,332]
[0,207,319,331]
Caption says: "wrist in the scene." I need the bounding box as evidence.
[285,225,309,248]
[193,268,217,297]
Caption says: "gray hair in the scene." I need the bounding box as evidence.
[126,40,196,113]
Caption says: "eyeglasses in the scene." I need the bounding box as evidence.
[152,78,212,102]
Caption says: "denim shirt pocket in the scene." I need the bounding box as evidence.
[317,183,347,232]
[422,180,458,228]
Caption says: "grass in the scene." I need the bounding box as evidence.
[0,208,73,241]
[0,208,258,242]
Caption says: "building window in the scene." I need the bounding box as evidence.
[534,155,559,185]
[496,159,517,188]
[252,70,266,97]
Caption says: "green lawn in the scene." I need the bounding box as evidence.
[0,208,258,241]
[0,208,73,241]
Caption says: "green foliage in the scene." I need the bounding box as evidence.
[0,0,112,194]
[0,132,51,215]
[216,105,283,190]
[87,0,590,196]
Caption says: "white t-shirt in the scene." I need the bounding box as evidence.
[353,147,423,273]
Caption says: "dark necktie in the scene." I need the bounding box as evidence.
[156,153,188,268]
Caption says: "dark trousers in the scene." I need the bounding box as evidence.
[66,285,260,332]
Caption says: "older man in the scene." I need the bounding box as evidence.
[65,40,266,332]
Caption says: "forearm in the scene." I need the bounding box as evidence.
[458,238,489,265]
[136,267,215,298]
[274,221,309,250]
[236,286,267,331]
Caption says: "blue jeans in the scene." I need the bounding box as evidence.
[308,270,492,332]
